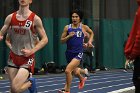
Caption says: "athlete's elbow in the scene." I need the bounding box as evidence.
[45,37,48,44]
[60,39,65,44]
[43,37,48,45]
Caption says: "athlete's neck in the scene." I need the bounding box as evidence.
[18,5,31,16]
[72,23,81,28]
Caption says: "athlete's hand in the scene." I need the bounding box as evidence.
[0,36,3,41]
[69,32,75,37]
[83,43,88,48]
[87,41,94,48]
[21,49,33,57]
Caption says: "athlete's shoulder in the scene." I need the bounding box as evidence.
[32,12,40,19]
[7,11,19,20]
[33,14,43,26]
[65,25,69,28]
[82,24,88,28]
[29,11,38,19]
[64,24,70,29]
[6,13,14,19]
[4,13,15,24]
[64,25,69,30]
[83,24,91,30]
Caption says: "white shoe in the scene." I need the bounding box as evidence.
[123,69,127,72]
[84,68,90,77]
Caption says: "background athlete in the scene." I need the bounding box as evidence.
[59,9,94,93]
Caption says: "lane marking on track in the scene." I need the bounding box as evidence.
[78,83,133,93]
[107,86,135,93]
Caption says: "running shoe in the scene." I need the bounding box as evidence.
[132,66,134,71]
[84,68,90,77]
[123,69,127,72]
[78,77,87,89]
[58,89,70,93]
[58,89,65,93]
[128,62,130,68]
[28,77,37,93]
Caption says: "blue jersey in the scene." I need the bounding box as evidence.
[66,23,84,53]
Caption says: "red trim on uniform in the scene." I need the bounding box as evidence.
[28,12,36,34]
[11,11,36,34]
[9,51,35,73]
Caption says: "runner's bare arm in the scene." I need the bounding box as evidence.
[84,25,94,47]
[61,25,75,43]
[5,34,12,49]
[31,15,48,53]
[84,25,94,43]
[0,14,12,40]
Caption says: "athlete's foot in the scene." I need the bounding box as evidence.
[123,69,127,72]
[78,77,87,89]
[30,73,33,78]
[84,68,90,77]
[132,66,134,71]
[58,89,65,93]
[28,77,37,93]
[58,89,70,93]
[90,70,96,73]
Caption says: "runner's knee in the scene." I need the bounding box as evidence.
[11,78,23,93]
[11,84,21,93]
[74,68,80,76]
[65,69,72,74]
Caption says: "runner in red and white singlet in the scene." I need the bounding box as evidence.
[0,0,48,93]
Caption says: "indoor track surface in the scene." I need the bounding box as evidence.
[0,69,133,93]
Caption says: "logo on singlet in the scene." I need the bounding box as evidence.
[13,20,32,35]
[25,20,32,28]
[28,58,34,66]
[76,31,82,37]
[14,28,26,35]
[78,53,83,58]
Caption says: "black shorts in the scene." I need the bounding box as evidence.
[133,57,140,86]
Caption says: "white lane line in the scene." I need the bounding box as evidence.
[36,74,132,84]
[0,72,132,85]
[0,74,132,88]
[78,83,133,93]
[107,86,135,93]
[37,78,132,92]
[0,71,132,82]
[36,71,132,81]
[35,72,132,84]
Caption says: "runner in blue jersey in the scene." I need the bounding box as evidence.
[59,9,94,93]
